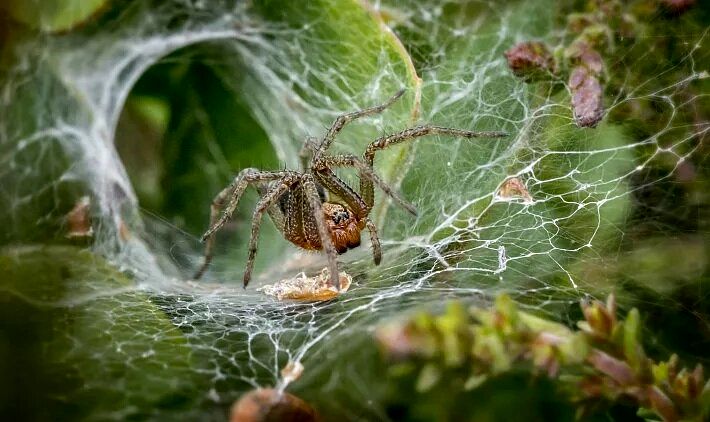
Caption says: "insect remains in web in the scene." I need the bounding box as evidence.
[258,268,353,301]
[192,89,508,290]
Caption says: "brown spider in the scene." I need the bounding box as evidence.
[193,89,507,289]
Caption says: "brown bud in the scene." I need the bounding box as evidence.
[646,385,678,422]
[569,66,604,128]
[230,389,320,422]
[581,299,614,338]
[504,41,556,82]
[688,364,704,399]
[566,42,603,75]
[587,350,636,386]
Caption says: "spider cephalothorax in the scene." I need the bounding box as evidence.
[193,89,507,289]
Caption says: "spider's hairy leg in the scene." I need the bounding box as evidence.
[299,136,319,171]
[200,169,293,242]
[303,175,341,289]
[242,180,294,288]
[193,168,294,280]
[315,154,418,216]
[365,218,382,265]
[360,125,508,205]
[256,183,285,233]
[364,125,508,165]
[312,167,369,218]
[314,89,406,161]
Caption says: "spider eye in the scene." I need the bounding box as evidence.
[332,210,350,224]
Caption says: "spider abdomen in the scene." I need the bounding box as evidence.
[281,183,363,254]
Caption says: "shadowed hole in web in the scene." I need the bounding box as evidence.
[115,43,288,282]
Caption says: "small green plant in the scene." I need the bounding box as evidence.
[376,295,710,421]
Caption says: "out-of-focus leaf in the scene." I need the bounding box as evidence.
[0,245,199,419]
[1,0,108,33]
[415,363,442,392]
[623,308,643,371]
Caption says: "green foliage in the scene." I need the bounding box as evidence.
[376,294,710,421]
[0,246,200,420]
[0,0,109,33]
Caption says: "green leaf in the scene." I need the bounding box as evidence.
[463,373,488,391]
[416,363,442,392]
[0,246,199,419]
[701,378,710,420]
[623,308,643,370]
[1,0,108,33]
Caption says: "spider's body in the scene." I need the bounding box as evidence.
[279,182,364,254]
[193,90,507,289]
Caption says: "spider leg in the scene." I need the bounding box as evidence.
[200,169,295,242]
[365,218,382,265]
[193,168,296,280]
[360,125,508,206]
[299,136,319,171]
[302,175,341,289]
[313,89,406,161]
[314,154,417,216]
[242,180,295,288]
[312,167,369,218]
[256,183,285,233]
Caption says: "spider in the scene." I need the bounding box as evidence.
[193,89,507,289]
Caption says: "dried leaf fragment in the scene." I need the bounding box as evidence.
[258,268,352,301]
[497,177,533,203]
[281,361,304,385]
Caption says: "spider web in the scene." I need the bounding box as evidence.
[0,0,707,420]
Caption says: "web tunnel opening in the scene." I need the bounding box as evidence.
[114,43,285,281]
